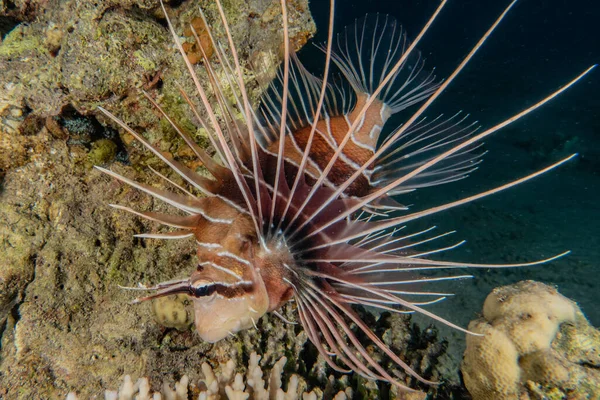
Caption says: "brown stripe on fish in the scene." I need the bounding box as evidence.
[272,118,373,197]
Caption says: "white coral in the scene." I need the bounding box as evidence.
[67,352,350,400]
[68,375,189,400]
[198,352,346,400]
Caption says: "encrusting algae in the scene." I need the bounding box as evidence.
[182,16,214,65]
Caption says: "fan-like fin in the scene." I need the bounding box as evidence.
[257,54,354,147]
[371,113,485,192]
[320,14,438,118]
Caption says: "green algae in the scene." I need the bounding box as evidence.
[0,25,45,57]
[133,49,157,72]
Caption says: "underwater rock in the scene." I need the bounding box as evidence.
[461,280,600,400]
[0,0,315,175]
[0,0,316,398]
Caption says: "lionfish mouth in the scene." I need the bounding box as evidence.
[95,0,595,392]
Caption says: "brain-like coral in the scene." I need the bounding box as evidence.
[461,280,600,400]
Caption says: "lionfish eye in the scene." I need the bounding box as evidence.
[189,282,214,298]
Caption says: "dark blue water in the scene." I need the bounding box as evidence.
[303,0,600,328]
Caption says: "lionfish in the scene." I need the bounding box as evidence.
[95,0,594,392]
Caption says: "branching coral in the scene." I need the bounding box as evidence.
[67,375,188,400]
[66,352,351,400]
[197,352,335,400]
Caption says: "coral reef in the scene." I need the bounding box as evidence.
[193,351,346,399]
[461,280,600,400]
[67,375,189,400]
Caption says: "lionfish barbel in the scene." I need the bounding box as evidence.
[96,0,595,391]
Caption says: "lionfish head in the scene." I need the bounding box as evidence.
[184,213,297,343]
[96,0,594,392]
[116,193,299,343]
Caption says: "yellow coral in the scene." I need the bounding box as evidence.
[152,294,194,331]
[461,280,599,400]
[462,319,520,399]
[482,281,576,354]
[519,350,570,384]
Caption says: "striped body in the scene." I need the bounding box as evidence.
[264,95,387,197]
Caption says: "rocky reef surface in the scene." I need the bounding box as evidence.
[0,0,319,397]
